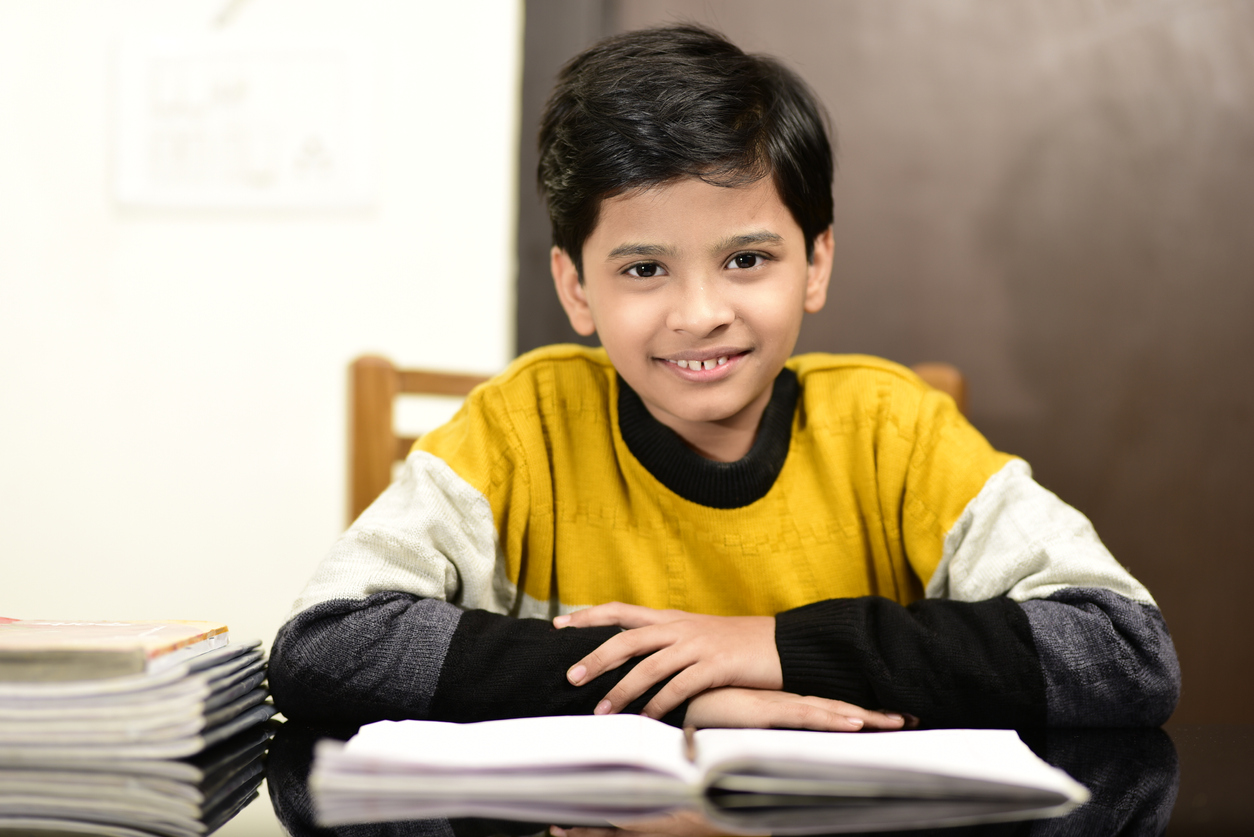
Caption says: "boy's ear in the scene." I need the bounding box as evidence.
[803,227,834,314]
[551,246,597,336]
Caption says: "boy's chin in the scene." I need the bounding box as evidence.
[643,396,766,431]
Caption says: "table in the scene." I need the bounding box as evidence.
[114,723,1254,836]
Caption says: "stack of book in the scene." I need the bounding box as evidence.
[0,617,278,836]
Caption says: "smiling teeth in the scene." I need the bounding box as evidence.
[673,356,729,370]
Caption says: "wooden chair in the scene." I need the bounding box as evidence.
[911,362,968,416]
[349,356,490,523]
[348,356,966,523]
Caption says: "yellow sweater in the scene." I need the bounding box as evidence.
[277,343,1174,730]
[416,344,1012,617]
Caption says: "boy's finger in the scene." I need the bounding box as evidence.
[555,602,665,630]
[844,712,902,730]
[640,665,717,720]
[554,603,622,629]
[832,703,906,729]
[639,687,693,721]
[766,700,866,732]
[797,698,905,730]
[591,650,694,713]
[865,710,906,729]
[567,625,673,685]
[553,827,619,837]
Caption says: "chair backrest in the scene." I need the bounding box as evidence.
[349,356,490,523]
[910,362,968,416]
[348,355,967,523]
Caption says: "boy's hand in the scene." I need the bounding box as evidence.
[551,809,747,837]
[683,687,908,731]
[550,693,910,837]
[555,603,782,719]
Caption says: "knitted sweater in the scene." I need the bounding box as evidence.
[270,346,1179,727]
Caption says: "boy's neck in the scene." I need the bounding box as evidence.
[642,386,774,463]
[616,368,797,509]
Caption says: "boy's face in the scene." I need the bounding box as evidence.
[552,176,832,452]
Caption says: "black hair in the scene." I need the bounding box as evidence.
[537,24,835,277]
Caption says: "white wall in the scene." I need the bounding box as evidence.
[0,0,522,650]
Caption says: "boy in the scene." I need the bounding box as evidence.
[270,26,1178,731]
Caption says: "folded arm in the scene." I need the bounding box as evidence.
[777,460,1180,727]
[269,451,691,726]
[269,591,689,725]
[557,460,1179,728]
[268,451,900,731]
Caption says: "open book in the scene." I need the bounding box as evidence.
[311,714,1089,833]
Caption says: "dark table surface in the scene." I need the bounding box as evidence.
[189,722,1254,837]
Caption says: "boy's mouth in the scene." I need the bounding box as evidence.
[669,355,729,371]
[658,350,748,379]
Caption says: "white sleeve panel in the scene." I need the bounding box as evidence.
[288,450,512,618]
[925,459,1155,606]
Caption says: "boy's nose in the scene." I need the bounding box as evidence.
[667,279,735,336]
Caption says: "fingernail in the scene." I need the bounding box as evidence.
[847,717,863,729]
[885,713,904,723]
[567,665,586,684]
[551,828,567,837]
[553,614,570,628]
[594,700,611,715]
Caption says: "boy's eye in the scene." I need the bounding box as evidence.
[727,253,765,270]
[626,262,664,278]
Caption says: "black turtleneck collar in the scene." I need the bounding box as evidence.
[616,368,798,509]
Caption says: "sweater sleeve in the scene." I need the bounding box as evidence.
[777,440,1180,728]
[269,592,684,726]
[269,449,686,727]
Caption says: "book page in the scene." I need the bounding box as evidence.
[0,619,230,683]
[0,619,227,656]
[341,714,697,781]
[695,728,1086,802]
[0,641,255,700]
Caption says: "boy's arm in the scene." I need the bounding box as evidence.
[775,587,1176,728]
[267,450,899,731]
[561,466,1179,728]
[269,590,688,725]
[776,459,1180,728]
[268,450,687,726]
[268,589,900,731]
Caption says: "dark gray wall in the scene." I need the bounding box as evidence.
[517,0,1254,723]
[515,0,610,352]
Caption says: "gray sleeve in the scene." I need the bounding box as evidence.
[929,460,1180,726]
[1023,587,1180,727]
[269,592,461,723]
[269,588,692,726]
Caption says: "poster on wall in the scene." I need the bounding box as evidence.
[114,35,375,209]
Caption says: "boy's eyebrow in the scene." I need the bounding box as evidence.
[606,242,677,260]
[605,232,783,261]
[713,231,784,251]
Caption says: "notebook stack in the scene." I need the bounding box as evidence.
[0,618,278,836]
